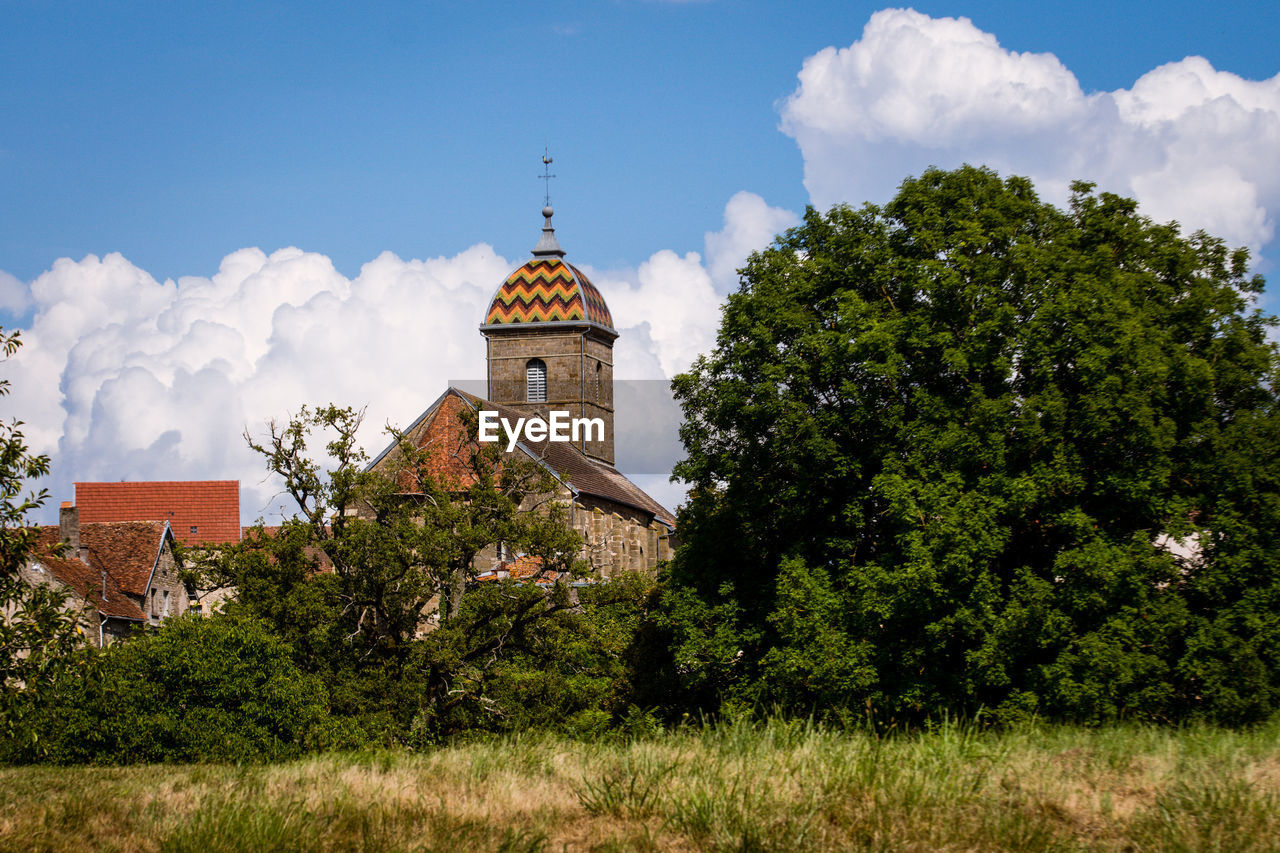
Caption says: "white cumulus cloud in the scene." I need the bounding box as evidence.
[704,191,801,291]
[0,192,795,524]
[0,270,31,316]
[593,191,798,379]
[3,245,507,523]
[782,7,1280,260]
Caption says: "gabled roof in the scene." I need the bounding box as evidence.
[75,480,240,544]
[369,387,676,530]
[29,528,145,621]
[79,521,175,598]
[371,390,491,493]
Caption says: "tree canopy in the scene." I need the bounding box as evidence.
[666,165,1280,724]
[187,404,640,743]
[0,329,84,748]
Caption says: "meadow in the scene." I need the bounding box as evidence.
[2,718,1279,852]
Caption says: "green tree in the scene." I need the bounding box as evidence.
[668,165,1280,724]
[195,403,586,738]
[0,329,84,746]
[418,571,655,738]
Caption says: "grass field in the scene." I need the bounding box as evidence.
[2,718,1278,852]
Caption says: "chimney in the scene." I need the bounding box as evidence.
[59,503,83,562]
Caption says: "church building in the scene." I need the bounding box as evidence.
[368,205,676,576]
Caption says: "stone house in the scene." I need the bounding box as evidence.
[369,387,675,577]
[18,507,188,646]
[64,480,241,614]
[367,205,676,577]
[18,527,145,647]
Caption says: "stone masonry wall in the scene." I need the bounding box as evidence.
[569,494,672,576]
[145,541,189,624]
[485,328,614,464]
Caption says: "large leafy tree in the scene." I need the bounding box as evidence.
[195,404,586,736]
[0,329,83,744]
[667,166,1280,724]
[204,405,582,647]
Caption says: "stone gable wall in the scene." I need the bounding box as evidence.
[144,539,189,625]
[13,561,100,645]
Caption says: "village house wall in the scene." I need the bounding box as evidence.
[569,494,671,576]
[495,484,671,577]
[143,542,187,625]
[12,560,99,645]
[188,580,235,616]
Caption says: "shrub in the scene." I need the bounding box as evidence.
[7,613,331,764]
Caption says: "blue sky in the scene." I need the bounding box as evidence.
[3,0,1276,283]
[2,1,1278,521]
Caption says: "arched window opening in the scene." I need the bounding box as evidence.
[526,358,547,403]
[595,360,602,403]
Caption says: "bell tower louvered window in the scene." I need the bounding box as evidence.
[526,359,547,403]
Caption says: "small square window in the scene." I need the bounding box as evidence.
[189,525,198,535]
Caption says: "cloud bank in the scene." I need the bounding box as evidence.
[782,8,1280,260]
[7,7,1278,527]
[0,194,792,523]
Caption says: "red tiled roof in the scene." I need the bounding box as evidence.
[75,481,240,544]
[394,393,487,491]
[456,391,676,527]
[476,555,564,585]
[239,525,336,572]
[30,528,145,621]
[78,521,172,597]
[371,389,676,529]
[504,555,546,579]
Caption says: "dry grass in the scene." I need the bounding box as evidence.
[2,719,1279,851]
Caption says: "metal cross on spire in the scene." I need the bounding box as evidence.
[538,147,556,207]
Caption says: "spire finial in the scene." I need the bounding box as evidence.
[539,147,556,208]
[532,205,565,257]
[532,147,565,257]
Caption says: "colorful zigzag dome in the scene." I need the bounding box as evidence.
[483,207,615,332]
[485,258,614,328]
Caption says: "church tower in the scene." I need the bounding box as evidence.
[481,206,617,465]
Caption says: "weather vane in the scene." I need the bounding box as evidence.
[538,147,556,207]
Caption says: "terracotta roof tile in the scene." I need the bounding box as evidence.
[30,528,145,621]
[75,481,240,544]
[456,391,675,527]
[79,521,171,597]
[476,555,563,586]
[372,389,675,529]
